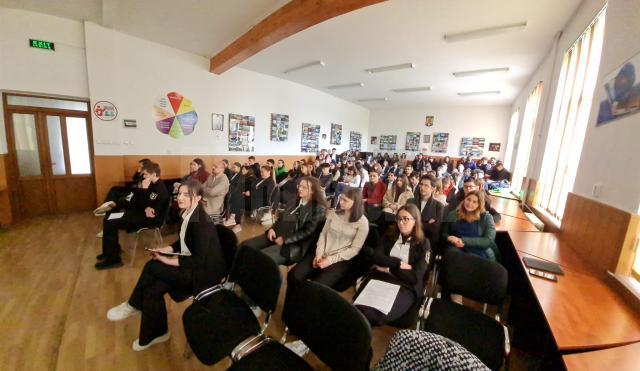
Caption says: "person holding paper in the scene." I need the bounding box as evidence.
[105,180,226,351]
[95,161,169,269]
[290,187,369,287]
[354,204,431,326]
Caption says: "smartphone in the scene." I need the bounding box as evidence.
[529,268,557,282]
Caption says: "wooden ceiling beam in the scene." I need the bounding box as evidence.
[209,0,387,74]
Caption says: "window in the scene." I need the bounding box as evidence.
[511,82,543,193]
[503,108,520,170]
[536,6,607,222]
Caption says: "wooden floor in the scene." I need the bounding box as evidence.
[0,212,396,371]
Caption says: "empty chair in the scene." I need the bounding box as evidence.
[419,248,509,370]
[182,245,281,366]
[230,277,373,371]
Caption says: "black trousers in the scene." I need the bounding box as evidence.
[240,234,288,265]
[354,279,415,326]
[102,211,150,261]
[289,252,354,288]
[128,260,192,344]
[104,186,128,203]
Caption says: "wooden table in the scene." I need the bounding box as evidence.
[562,341,640,370]
[508,232,640,352]
[487,188,520,201]
[490,197,527,220]
[495,214,538,232]
[508,231,593,274]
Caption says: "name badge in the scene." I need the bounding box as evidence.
[150,192,158,200]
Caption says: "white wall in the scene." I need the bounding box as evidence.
[84,22,369,156]
[573,0,640,214]
[0,8,90,154]
[369,105,511,158]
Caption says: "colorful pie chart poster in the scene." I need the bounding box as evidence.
[152,92,198,139]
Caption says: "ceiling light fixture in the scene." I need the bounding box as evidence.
[365,63,415,74]
[327,82,364,90]
[452,67,510,77]
[392,86,432,93]
[457,90,501,96]
[358,97,389,102]
[444,22,527,43]
[283,60,325,74]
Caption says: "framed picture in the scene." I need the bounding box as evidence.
[425,115,434,127]
[596,50,640,126]
[322,133,327,140]
[405,132,420,151]
[123,119,137,128]
[228,113,255,152]
[301,123,320,153]
[371,136,378,145]
[489,143,501,151]
[330,123,342,145]
[270,113,289,141]
[379,135,397,151]
[423,134,430,143]
[211,113,224,131]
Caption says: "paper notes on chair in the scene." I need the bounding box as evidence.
[353,279,400,315]
[107,212,124,220]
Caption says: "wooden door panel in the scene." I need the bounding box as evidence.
[53,177,96,212]
[18,178,50,216]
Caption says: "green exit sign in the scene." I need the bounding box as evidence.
[29,39,55,51]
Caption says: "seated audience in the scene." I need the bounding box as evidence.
[274,159,289,183]
[173,158,209,193]
[222,159,232,179]
[247,156,260,177]
[441,174,455,197]
[202,161,230,218]
[446,177,501,223]
[488,161,512,182]
[462,156,477,171]
[333,166,361,207]
[382,174,414,223]
[409,172,420,196]
[408,175,444,249]
[441,191,497,261]
[440,156,453,173]
[354,204,431,326]
[240,177,327,265]
[433,178,447,206]
[330,162,341,182]
[403,164,414,177]
[106,180,226,351]
[385,172,396,188]
[398,153,408,169]
[224,162,244,233]
[362,170,387,222]
[290,187,369,287]
[412,154,426,172]
[249,165,276,218]
[356,162,368,188]
[96,162,169,269]
[478,157,492,174]
[318,163,334,193]
[95,158,150,215]
[241,165,256,214]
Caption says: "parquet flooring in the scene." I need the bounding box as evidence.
[0,212,396,371]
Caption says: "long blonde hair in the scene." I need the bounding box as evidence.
[457,190,485,223]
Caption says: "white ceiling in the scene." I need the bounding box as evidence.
[1,0,582,109]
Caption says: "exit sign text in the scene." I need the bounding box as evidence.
[29,39,55,51]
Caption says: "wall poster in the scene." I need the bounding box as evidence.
[270,113,289,141]
[431,132,449,153]
[228,113,255,152]
[330,123,342,145]
[153,91,198,139]
[379,135,397,151]
[459,137,486,157]
[371,136,378,145]
[349,131,362,151]
[405,131,421,151]
[301,123,320,153]
[596,51,640,126]
[488,143,501,152]
[423,134,431,143]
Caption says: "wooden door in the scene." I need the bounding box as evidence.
[4,94,95,219]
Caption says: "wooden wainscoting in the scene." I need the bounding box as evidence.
[0,154,12,225]
[560,192,632,275]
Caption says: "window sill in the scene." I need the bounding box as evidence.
[608,272,640,309]
[532,205,562,230]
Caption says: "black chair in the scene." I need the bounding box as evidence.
[215,224,238,277]
[182,245,281,366]
[230,278,373,371]
[419,248,509,370]
[128,196,171,266]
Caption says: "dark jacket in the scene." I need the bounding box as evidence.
[250,177,275,211]
[273,201,326,263]
[130,179,169,226]
[489,168,511,182]
[370,232,431,297]
[171,204,227,294]
[228,172,244,210]
[446,191,501,223]
[441,210,498,261]
[407,195,444,250]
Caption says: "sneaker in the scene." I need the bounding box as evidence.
[95,258,123,270]
[232,225,242,234]
[96,231,103,238]
[132,332,171,351]
[285,340,309,357]
[96,253,106,260]
[107,302,140,321]
[94,201,116,216]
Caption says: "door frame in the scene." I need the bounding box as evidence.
[2,92,96,219]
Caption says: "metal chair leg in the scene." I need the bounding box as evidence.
[130,232,140,266]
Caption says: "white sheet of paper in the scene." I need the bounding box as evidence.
[107,212,124,220]
[353,279,400,315]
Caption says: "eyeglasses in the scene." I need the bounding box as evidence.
[396,217,415,224]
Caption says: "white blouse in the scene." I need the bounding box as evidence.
[179,207,195,256]
[389,235,411,264]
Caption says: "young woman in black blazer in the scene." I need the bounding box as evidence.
[248,165,275,217]
[354,204,431,326]
[106,180,226,351]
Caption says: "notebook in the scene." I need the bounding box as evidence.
[523,256,564,275]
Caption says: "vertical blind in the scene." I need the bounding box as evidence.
[536,6,607,222]
[511,82,543,193]
[503,108,520,170]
